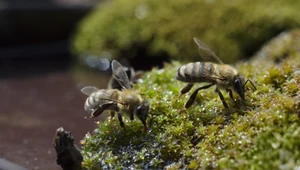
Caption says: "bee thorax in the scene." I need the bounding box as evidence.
[120,92,141,105]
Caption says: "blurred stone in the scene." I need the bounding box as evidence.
[53,127,83,170]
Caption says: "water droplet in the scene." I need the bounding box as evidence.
[293,166,300,170]
[135,3,148,19]
[86,55,98,68]
[97,58,110,71]
[65,91,75,100]
[23,140,29,144]
[157,69,164,74]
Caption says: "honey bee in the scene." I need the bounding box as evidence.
[108,64,144,90]
[81,60,149,129]
[176,37,256,109]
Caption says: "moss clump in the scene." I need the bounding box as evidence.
[80,30,300,169]
[73,0,300,65]
[252,29,300,66]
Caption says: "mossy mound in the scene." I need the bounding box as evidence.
[253,28,300,65]
[80,30,300,169]
[72,0,300,66]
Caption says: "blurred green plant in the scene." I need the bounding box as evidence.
[79,29,300,169]
[72,0,300,65]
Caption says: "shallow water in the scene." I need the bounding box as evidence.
[0,62,110,169]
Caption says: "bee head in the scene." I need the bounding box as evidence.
[136,100,150,127]
[233,76,245,100]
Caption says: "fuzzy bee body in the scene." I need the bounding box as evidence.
[176,38,255,109]
[84,89,118,113]
[176,62,239,89]
[81,60,149,129]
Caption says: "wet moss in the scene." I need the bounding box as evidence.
[72,0,300,65]
[80,30,300,169]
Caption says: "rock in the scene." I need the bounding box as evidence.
[53,127,83,170]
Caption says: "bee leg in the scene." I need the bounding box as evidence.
[180,83,194,97]
[109,111,115,120]
[85,102,115,119]
[117,112,125,128]
[185,84,214,108]
[244,79,256,91]
[130,113,134,120]
[216,88,230,110]
[227,89,235,102]
[148,115,153,128]
[142,120,148,131]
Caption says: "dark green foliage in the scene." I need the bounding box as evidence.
[73,0,300,64]
[80,30,300,169]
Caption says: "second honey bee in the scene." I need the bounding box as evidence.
[108,63,144,90]
[176,37,256,109]
[81,60,149,129]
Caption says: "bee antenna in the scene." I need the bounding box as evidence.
[244,79,256,90]
[139,92,147,96]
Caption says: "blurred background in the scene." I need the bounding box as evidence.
[1,0,300,169]
[0,0,100,169]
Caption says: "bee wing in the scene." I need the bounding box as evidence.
[95,90,127,105]
[108,65,135,90]
[193,37,224,64]
[100,98,127,105]
[81,86,99,96]
[111,60,132,90]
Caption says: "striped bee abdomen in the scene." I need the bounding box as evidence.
[84,89,116,113]
[176,62,214,83]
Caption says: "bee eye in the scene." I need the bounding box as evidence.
[137,102,149,115]
[234,79,241,89]
[137,105,143,114]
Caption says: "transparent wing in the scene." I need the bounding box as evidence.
[97,89,127,105]
[111,60,131,90]
[81,86,99,96]
[108,65,135,90]
[193,37,223,64]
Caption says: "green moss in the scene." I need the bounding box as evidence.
[246,123,300,169]
[80,30,300,169]
[73,0,300,65]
